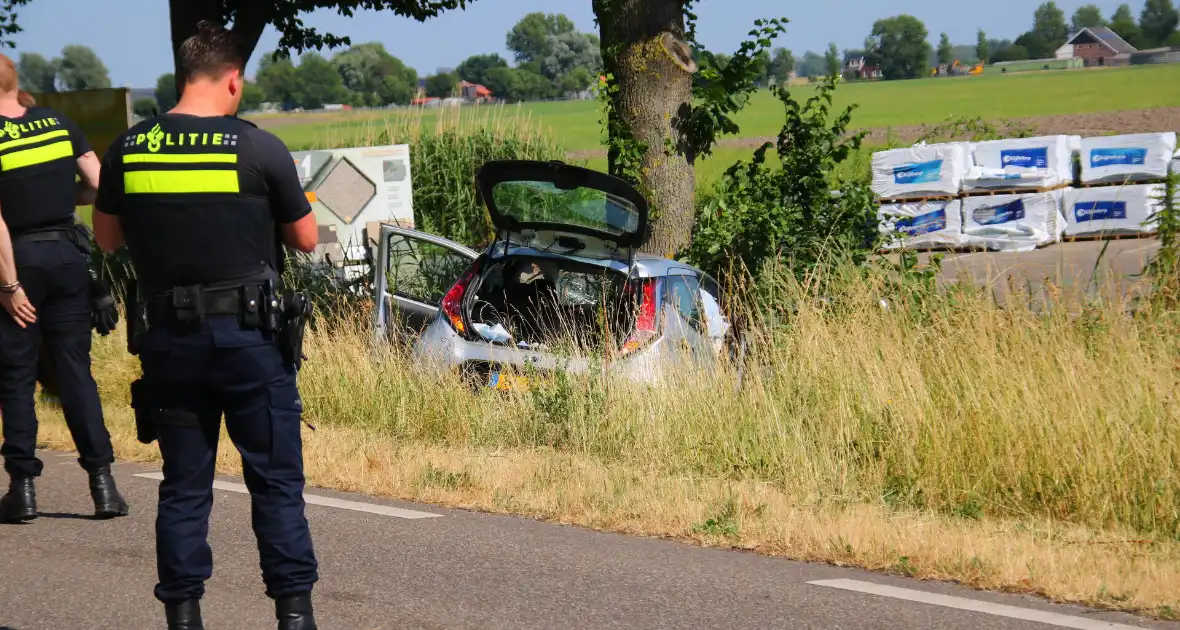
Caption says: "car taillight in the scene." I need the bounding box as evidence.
[619,278,658,355]
[442,265,479,336]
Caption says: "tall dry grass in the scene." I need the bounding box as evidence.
[37,264,1180,617]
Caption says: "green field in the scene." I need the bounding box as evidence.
[264,63,1180,156]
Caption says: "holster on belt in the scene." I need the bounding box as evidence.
[125,278,146,356]
[129,378,156,444]
[278,290,313,371]
[254,278,313,371]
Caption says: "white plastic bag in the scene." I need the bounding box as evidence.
[961,190,1064,252]
[1061,184,1163,236]
[1079,132,1177,184]
[871,143,969,200]
[877,199,965,249]
[964,135,1077,191]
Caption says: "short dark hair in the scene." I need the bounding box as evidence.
[177,20,248,85]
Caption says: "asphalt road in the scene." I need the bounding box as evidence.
[1,453,1175,630]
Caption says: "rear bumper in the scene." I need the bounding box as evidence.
[411,319,663,383]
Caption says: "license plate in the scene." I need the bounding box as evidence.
[488,372,528,392]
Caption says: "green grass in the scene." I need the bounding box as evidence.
[266,64,1180,155]
[271,100,602,154]
[982,58,1082,74]
[580,145,758,188]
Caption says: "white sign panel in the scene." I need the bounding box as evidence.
[289,144,414,270]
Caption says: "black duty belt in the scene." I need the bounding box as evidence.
[129,279,312,372]
[141,280,283,334]
[144,286,250,327]
[12,229,68,243]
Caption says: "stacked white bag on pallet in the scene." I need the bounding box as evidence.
[871,143,969,200]
[877,199,965,249]
[1078,132,1177,184]
[963,135,1078,191]
[1061,184,1163,236]
[961,190,1065,252]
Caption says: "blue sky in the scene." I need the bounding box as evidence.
[7,0,1153,87]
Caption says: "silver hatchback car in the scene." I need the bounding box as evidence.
[372,160,729,390]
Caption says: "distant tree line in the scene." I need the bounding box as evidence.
[18,45,111,93]
[788,1,1180,82]
[249,11,603,110]
[140,11,606,112]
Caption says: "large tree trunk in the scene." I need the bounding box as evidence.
[594,0,697,258]
[168,0,272,100]
[169,0,221,84]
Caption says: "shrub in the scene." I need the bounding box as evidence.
[687,74,878,289]
[1148,169,1180,305]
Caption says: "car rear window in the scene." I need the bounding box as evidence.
[490,180,641,236]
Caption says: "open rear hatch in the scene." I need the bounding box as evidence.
[456,161,657,355]
[476,160,649,264]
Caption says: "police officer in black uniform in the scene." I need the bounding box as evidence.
[92,22,320,630]
[0,54,129,523]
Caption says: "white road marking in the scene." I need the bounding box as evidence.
[133,472,441,520]
[807,579,1148,629]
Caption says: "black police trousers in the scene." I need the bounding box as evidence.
[0,238,114,477]
[137,314,318,604]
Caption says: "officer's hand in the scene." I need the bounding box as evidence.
[0,286,36,328]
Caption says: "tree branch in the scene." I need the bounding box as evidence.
[229,0,274,64]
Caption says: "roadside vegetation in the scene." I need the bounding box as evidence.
[62,56,1180,617]
[42,249,1180,617]
[52,9,1180,620]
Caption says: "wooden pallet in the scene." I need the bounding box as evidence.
[1062,231,1158,243]
[876,242,991,255]
[876,248,978,256]
[875,195,958,205]
[961,184,1069,197]
[1075,180,1169,189]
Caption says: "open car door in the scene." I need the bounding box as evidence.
[661,270,713,363]
[373,224,478,342]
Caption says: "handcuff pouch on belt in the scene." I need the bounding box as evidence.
[170,284,206,324]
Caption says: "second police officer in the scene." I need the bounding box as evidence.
[0,53,128,523]
[91,22,321,630]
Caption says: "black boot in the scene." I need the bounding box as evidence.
[0,476,37,523]
[165,599,204,630]
[276,593,317,630]
[89,467,129,519]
